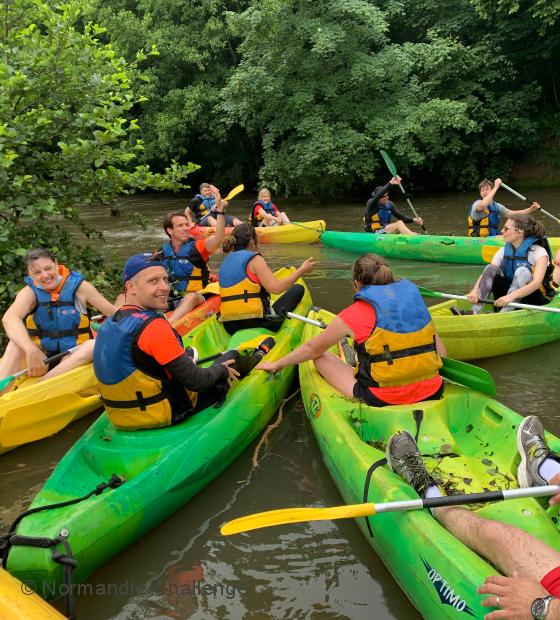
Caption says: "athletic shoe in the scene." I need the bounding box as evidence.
[254,336,275,361]
[450,306,474,316]
[184,346,198,363]
[386,431,436,497]
[517,415,558,487]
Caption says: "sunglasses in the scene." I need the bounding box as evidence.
[501,226,520,232]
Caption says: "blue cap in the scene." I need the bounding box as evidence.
[122,253,164,284]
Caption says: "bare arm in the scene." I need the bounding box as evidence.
[250,255,317,295]
[474,178,502,212]
[76,281,117,316]
[184,207,195,228]
[435,334,447,357]
[505,201,540,217]
[257,316,353,372]
[205,186,225,254]
[2,286,40,353]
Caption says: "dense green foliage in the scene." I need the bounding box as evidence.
[0,0,197,320]
[94,0,560,192]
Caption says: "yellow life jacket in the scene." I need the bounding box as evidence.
[467,201,501,237]
[93,308,195,430]
[354,281,442,388]
[364,202,393,232]
[25,265,91,354]
[218,250,271,322]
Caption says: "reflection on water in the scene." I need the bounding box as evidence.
[2,189,560,618]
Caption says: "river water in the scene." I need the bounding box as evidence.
[2,188,560,619]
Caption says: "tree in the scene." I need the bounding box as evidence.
[0,0,197,322]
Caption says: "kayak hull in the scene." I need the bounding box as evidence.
[5,271,311,597]
[0,568,64,619]
[191,220,326,244]
[322,231,560,265]
[430,296,560,360]
[0,295,221,454]
[299,309,560,619]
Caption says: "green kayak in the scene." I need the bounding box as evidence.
[299,308,560,619]
[430,296,560,360]
[322,231,560,265]
[5,271,311,597]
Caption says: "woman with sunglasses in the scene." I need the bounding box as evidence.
[455,214,555,315]
[363,176,423,234]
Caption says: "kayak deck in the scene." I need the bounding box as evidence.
[430,296,560,360]
[5,270,311,597]
[299,309,560,618]
[191,220,326,244]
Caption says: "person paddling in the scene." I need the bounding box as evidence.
[93,253,273,430]
[257,254,446,407]
[364,176,424,234]
[185,182,242,228]
[218,223,317,334]
[250,188,290,227]
[467,178,540,237]
[454,214,555,315]
[0,248,116,392]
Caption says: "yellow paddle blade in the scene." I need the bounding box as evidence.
[481,244,500,264]
[223,184,244,203]
[221,502,375,536]
[198,281,220,296]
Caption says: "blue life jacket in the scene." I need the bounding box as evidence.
[93,308,193,429]
[365,201,393,232]
[251,200,278,225]
[218,250,271,321]
[467,201,502,237]
[160,241,209,294]
[25,269,90,354]
[193,194,216,218]
[353,280,442,388]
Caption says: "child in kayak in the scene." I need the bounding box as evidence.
[364,176,423,234]
[387,415,560,619]
[454,214,555,315]
[250,188,290,227]
[257,253,446,407]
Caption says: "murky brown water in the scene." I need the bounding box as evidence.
[2,188,560,618]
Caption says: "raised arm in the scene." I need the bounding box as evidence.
[474,178,502,212]
[205,186,226,254]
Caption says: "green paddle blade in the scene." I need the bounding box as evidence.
[440,356,496,396]
[380,150,398,176]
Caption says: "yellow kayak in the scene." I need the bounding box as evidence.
[191,220,326,244]
[0,568,64,619]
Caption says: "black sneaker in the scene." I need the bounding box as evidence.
[517,416,559,487]
[253,336,275,361]
[386,431,437,497]
[184,346,198,363]
[450,306,474,316]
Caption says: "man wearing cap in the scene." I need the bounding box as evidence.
[363,176,423,234]
[159,185,226,325]
[93,253,266,430]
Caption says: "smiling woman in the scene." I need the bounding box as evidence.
[0,248,116,393]
[459,214,555,315]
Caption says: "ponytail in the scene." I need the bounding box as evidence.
[222,223,258,253]
[352,254,395,286]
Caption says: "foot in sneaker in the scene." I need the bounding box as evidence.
[184,346,198,363]
[517,415,560,487]
[450,306,473,316]
[254,336,275,361]
[386,431,437,497]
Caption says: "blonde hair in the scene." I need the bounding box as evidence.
[352,254,394,286]
[257,188,271,201]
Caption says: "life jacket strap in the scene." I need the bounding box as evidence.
[27,326,90,338]
[221,291,263,303]
[36,300,76,308]
[366,341,437,365]
[101,391,167,411]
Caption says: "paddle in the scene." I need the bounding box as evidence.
[223,184,245,203]
[0,346,80,391]
[286,311,496,396]
[500,182,560,225]
[221,484,560,535]
[418,285,560,314]
[379,150,428,233]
